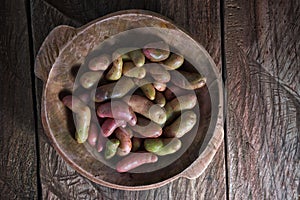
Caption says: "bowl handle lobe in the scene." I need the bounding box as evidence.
[34,25,77,83]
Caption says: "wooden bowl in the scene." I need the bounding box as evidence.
[35,10,223,190]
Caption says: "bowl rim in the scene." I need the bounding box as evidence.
[40,9,224,191]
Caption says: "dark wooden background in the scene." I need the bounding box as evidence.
[0,0,299,199]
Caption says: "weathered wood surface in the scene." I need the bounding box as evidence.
[0,0,38,199]
[30,0,225,199]
[225,0,300,199]
[1,0,297,199]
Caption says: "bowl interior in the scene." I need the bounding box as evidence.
[43,12,219,187]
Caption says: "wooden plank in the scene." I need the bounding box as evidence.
[30,0,225,199]
[225,0,300,199]
[0,0,38,199]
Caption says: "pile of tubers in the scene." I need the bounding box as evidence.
[62,41,206,173]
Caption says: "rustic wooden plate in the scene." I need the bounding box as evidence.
[34,10,224,190]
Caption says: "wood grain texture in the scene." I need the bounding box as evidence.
[0,0,38,199]
[30,0,225,199]
[225,0,300,199]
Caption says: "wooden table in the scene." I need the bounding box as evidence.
[0,0,299,199]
